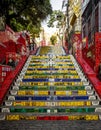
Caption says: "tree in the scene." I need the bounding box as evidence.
[0,0,52,36]
[50,35,57,45]
[47,10,64,28]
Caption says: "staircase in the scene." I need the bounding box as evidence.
[0,46,101,130]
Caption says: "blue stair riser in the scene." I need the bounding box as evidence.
[14,96,89,100]
[22,79,81,82]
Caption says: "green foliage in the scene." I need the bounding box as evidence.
[50,35,57,45]
[47,10,64,28]
[27,23,41,38]
[0,0,52,36]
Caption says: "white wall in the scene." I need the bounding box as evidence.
[82,0,90,14]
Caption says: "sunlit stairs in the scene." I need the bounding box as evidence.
[0,46,101,125]
[0,49,101,121]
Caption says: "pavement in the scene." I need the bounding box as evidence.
[0,120,101,130]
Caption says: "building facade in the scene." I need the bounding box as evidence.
[67,0,82,56]
[82,0,101,72]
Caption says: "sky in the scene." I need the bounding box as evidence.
[50,0,63,10]
[42,0,63,35]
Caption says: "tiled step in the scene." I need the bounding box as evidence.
[1,107,101,113]
[0,113,100,121]
[12,85,91,91]
[7,95,94,101]
[22,78,81,82]
[4,100,100,107]
[19,82,85,86]
[9,90,94,96]
[23,75,80,79]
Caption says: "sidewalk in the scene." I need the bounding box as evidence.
[77,57,101,98]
